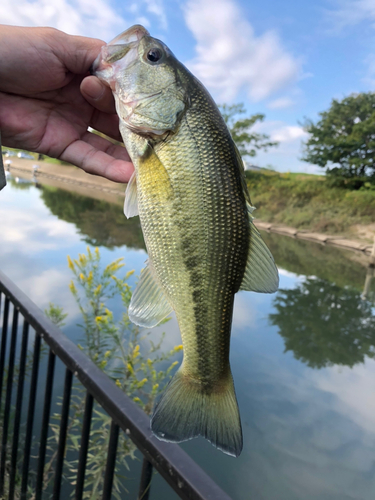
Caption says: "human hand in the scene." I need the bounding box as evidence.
[0,25,133,183]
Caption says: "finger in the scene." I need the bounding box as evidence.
[81,76,116,114]
[89,110,123,143]
[60,136,134,183]
[82,130,131,161]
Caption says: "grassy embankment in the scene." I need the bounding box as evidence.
[246,170,375,240]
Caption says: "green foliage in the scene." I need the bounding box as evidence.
[218,103,278,158]
[245,170,375,235]
[302,92,375,181]
[270,278,375,368]
[45,303,68,328]
[42,247,182,498]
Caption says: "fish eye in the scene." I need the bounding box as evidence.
[147,48,163,63]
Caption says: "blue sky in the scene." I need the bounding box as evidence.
[2,0,375,173]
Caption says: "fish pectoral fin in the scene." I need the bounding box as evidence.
[128,262,173,327]
[124,171,139,218]
[239,206,279,293]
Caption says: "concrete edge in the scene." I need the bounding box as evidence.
[254,221,374,256]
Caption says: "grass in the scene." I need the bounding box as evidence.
[246,170,375,237]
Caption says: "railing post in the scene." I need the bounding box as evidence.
[52,368,73,500]
[0,307,18,497]
[75,391,94,500]
[0,296,10,410]
[138,458,153,500]
[35,349,56,500]
[102,421,119,500]
[9,320,30,500]
[21,334,41,499]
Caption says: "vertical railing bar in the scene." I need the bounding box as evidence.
[0,307,18,497]
[9,319,30,500]
[0,296,10,410]
[75,391,94,500]
[137,458,153,500]
[21,333,41,499]
[102,421,119,500]
[35,349,56,500]
[52,368,73,500]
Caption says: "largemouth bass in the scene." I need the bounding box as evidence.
[92,25,278,457]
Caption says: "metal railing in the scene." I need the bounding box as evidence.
[0,269,232,500]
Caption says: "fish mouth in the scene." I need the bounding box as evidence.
[123,91,162,108]
[90,25,149,75]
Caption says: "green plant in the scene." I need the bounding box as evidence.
[42,247,182,499]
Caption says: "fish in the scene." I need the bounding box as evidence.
[92,25,279,457]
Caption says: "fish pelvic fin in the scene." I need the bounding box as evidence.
[151,367,243,457]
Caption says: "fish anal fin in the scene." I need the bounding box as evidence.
[128,262,172,327]
[240,206,279,293]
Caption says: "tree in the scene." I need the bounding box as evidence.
[218,103,278,159]
[301,92,375,180]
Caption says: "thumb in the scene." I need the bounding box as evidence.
[80,76,116,114]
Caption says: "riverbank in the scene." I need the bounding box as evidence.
[5,158,125,206]
[4,158,375,258]
[246,170,375,248]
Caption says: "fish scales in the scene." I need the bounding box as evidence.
[139,87,249,384]
[92,24,279,457]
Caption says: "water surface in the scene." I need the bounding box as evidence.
[1,175,374,500]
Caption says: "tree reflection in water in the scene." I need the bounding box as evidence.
[270,277,375,368]
[40,185,146,250]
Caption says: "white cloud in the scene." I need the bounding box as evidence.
[183,0,300,102]
[267,97,295,110]
[0,207,78,253]
[326,0,375,33]
[0,0,127,40]
[312,359,375,435]
[248,119,320,173]
[271,125,308,143]
[325,1,375,90]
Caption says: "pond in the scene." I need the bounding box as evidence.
[1,173,375,500]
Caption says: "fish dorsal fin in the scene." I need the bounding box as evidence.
[128,262,173,327]
[124,171,138,218]
[240,204,279,293]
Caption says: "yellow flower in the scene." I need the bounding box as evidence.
[137,378,148,388]
[79,273,85,281]
[174,345,183,352]
[152,383,159,391]
[87,271,93,286]
[67,255,74,270]
[133,397,141,403]
[115,379,122,388]
[125,270,135,279]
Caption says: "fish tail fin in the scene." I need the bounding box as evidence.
[151,367,243,457]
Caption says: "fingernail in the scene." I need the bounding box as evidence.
[83,77,105,100]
